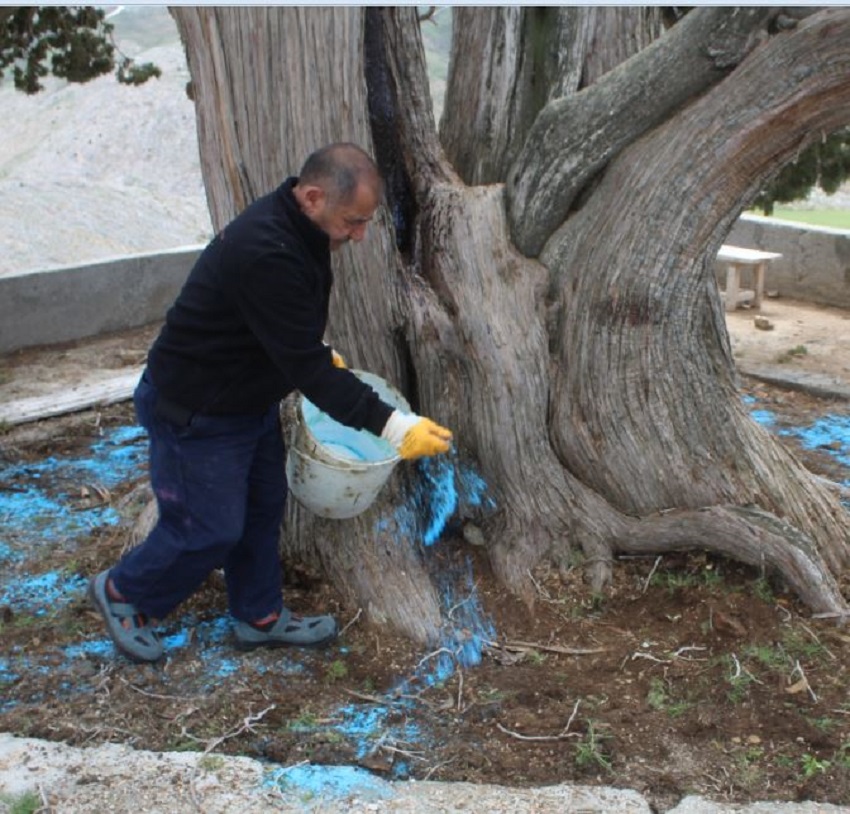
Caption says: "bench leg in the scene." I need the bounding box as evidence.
[753,261,766,309]
[725,264,741,312]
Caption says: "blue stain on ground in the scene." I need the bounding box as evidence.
[0,424,147,553]
[746,395,850,486]
[6,404,850,797]
[289,454,498,779]
[0,571,87,615]
[264,764,393,806]
[779,414,850,472]
[750,408,777,427]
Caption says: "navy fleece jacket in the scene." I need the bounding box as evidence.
[146,177,393,435]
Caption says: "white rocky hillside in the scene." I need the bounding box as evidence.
[0,9,211,277]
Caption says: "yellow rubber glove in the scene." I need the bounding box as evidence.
[324,341,347,369]
[381,410,453,460]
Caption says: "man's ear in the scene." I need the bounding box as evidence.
[298,184,326,216]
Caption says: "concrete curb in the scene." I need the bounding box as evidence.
[2,733,848,814]
[738,365,850,401]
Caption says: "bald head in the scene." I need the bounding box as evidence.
[298,143,383,206]
[294,143,383,250]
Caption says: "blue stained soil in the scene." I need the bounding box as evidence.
[0,421,498,776]
[0,424,147,552]
[745,395,850,487]
[5,397,850,798]
[265,763,393,806]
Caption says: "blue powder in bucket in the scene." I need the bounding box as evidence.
[302,403,396,462]
[301,370,408,463]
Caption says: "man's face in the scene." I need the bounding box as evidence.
[303,182,380,251]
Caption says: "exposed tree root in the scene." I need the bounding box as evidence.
[615,505,848,615]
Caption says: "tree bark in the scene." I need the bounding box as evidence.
[541,8,850,606]
[440,8,663,186]
[166,6,850,645]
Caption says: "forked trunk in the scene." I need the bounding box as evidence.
[164,6,850,644]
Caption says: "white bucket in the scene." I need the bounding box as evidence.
[286,370,411,519]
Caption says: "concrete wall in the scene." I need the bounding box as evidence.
[0,246,202,354]
[724,213,850,308]
[2,215,850,354]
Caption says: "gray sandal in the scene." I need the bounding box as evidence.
[88,570,163,663]
[234,608,338,650]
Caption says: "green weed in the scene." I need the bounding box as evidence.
[781,629,828,664]
[801,753,831,778]
[287,710,319,731]
[651,571,699,592]
[0,791,41,814]
[647,678,668,711]
[574,721,612,773]
[811,716,839,734]
[834,742,850,769]
[526,650,547,666]
[744,643,787,672]
[198,754,226,772]
[776,345,808,364]
[753,577,775,604]
[722,655,756,703]
[325,660,348,682]
[646,678,691,718]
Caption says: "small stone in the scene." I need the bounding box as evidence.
[747,735,762,745]
[463,522,486,547]
[754,315,774,331]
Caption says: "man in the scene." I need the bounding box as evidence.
[89,143,452,663]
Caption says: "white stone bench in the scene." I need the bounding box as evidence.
[717,244,782,312]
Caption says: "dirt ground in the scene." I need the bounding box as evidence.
[2,299,850,812]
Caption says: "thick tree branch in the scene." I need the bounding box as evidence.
[441,8,661,187]
[507,6,779,257]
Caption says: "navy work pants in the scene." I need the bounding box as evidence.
[110,374,287,622]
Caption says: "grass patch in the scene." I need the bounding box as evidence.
[0,791,41,814]
[776,345,808,364]
[766,209,850,230]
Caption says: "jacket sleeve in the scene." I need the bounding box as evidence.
[229,248,393,435]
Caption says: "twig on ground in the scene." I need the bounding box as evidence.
[184,704,276,754]
[630,651,670,664]
[526,568,552,601]
[422,757,456,781]
[119,676,201,701]
[642,556,662,594]
[38,783,50,812]
[187,705,277,811]
[338,607,363,638]
[485,639,604,656]
[729,653,742,680]
[417,647,456,669]
[798,620,836,661]
[791,659,817,702]
[446,592,475,620]
[673,645,708,660]
[379,743,427,760]
[341,687,388,705]
[496,699,582,742]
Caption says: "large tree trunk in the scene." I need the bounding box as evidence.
[169,6,850,644]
